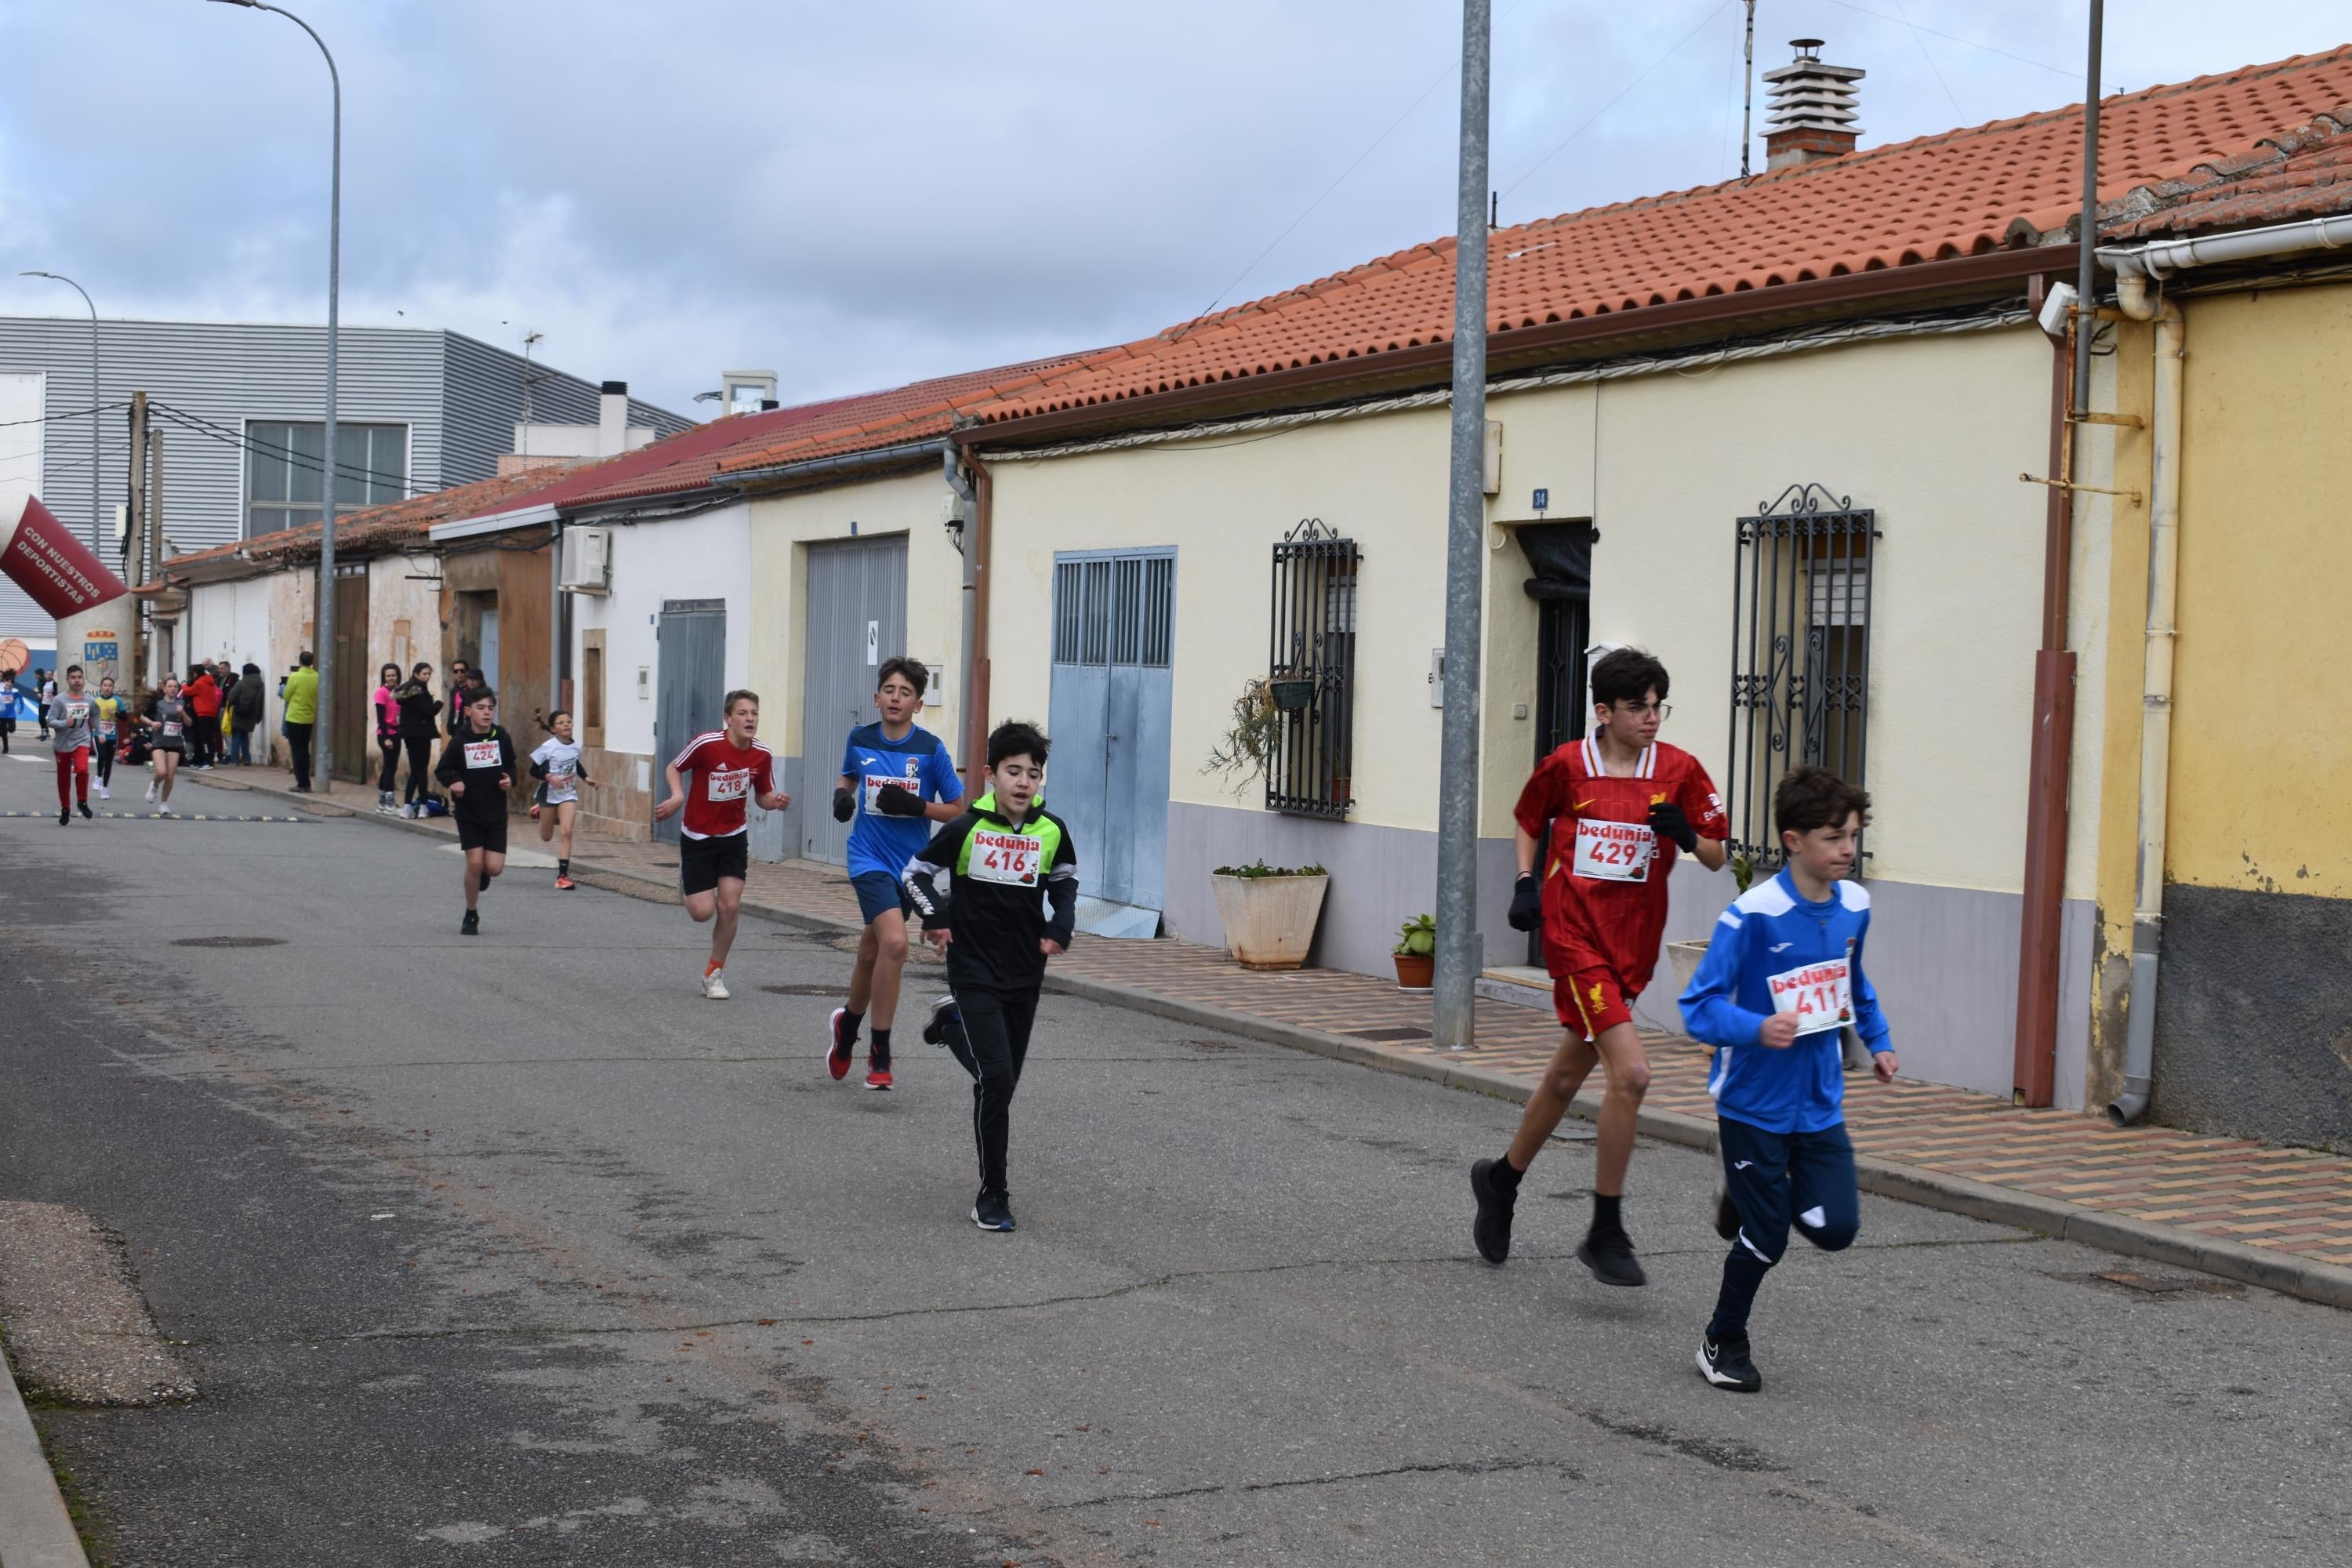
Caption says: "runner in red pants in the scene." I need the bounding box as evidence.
[45,664,95,826]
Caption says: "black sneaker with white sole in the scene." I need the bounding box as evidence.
[1468,1158,1518,1265]
[920,995,960,1047]
[1576,1223,1647,1287]
[1697,1332,1762,1392]
[1714,1189,1740,1242]
[971,1192,1015,1232]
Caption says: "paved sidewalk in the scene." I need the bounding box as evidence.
[205,763,2352,1307]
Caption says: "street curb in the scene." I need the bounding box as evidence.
[231,794,2352,1313]
[0,1334,89,1568]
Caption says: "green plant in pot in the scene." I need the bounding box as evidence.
[1203,679,1284,793]
[1392,913,1436,991]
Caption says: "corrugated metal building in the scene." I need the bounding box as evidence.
[0,317,689,638]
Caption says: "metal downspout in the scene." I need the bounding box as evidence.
[945,447,980,791]
[2107,270,2182,1124]
[960,451,995,787]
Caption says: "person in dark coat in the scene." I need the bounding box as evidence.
[394,661,445,818]
[227,663,266,766]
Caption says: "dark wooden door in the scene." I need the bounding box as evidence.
[332,567,369,782]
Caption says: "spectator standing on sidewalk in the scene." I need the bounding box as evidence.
[443,660,473,736]
[184,663,221,771]
[227,663,264,766]
[372,662,404,813]
[394,662,442,817]
[0,663,18,753]
[280,652,319,793]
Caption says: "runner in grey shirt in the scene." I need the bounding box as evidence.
[45,664,95,825]
[140,674,188,818]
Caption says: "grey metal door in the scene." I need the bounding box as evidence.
[1046,550,1174,911]
[653,599,726,847]
[801,535,909,864]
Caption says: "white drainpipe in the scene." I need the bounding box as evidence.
[2092,212,2352,1121]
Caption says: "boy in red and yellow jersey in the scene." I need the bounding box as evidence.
[1470,648,1728,1287]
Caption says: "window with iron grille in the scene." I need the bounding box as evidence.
[1725,484,1876,869]
[1267,517,1358,818]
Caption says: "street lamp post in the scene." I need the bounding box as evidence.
[16,271,100,562]
[212,0,339,788]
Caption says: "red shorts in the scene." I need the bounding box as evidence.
[1554,964,1639,1040]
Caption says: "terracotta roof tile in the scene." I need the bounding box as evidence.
[2103,109,2352,238]
[706,355,1088,479]
[968,45,2352,425]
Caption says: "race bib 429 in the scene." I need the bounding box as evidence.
[1572,818,1655,883]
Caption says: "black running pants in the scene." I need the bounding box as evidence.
[940,984,1038,1199]
[285,721,313,790]
[401,735,434,804]
[93,737,116,785]
[377,737,401,793]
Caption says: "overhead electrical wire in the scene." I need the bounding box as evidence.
[0,401,131,429]
[1818,0,2075,79]
[147,402,419,495]
[1501,0,1737,201]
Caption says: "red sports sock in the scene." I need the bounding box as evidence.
[705,958,723,978]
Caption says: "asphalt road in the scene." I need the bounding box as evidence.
[2,754,2347,1567]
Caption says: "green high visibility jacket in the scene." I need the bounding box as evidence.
[903,791,1079,992]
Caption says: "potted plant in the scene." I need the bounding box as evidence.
[1209,859,1328,971]
[1266,675,1317,712]
[1392,913,1435,991]
[1666,849,1758,993]
[1203,679,1285,793]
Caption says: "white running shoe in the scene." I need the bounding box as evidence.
[157,806,174,818]
[145,780,157,803]
[702,968,731,1000]
[95,782,109,800]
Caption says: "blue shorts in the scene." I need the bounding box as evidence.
[851,870,912,926]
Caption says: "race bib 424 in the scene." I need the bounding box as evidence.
[463,740,502,769]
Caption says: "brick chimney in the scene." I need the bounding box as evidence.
[1761,39,1864,171]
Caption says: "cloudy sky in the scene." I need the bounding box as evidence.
[0,2,2342,417]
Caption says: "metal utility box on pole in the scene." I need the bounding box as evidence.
[1434,0,1493,1051]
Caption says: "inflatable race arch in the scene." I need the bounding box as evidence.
[1,488,132,688]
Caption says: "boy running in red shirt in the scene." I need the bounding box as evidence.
[1470,648,1728,1286]
[653,689,790,999]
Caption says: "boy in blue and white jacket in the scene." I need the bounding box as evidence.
[1679,765,1898,1394]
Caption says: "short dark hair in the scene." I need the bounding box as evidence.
[876,656,927,697]
[298,650,315,666]
[987,720,1050,771]
[1775,764,1871,838]
[724,688,759,714]
[64,663,82,677]
[1590,647,1669,710]
[545,707,571,728]
[242,662,260,677]
[466,685,497,708]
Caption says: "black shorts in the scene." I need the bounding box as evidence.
[679,831,749,896]
[457,814,509,854]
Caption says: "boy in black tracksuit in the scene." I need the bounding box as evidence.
[434,687,517,936]
[903,720,1077,1233]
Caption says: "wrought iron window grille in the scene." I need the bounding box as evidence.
[1268,517,1358,818]
[1726,483,1878,872]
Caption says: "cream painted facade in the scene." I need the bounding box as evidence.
[734,466,967,857]
[982,320,2118,1105]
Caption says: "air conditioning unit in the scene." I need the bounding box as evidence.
[559,526,612,593]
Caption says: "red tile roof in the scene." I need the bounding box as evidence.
[965,46,2352,426]
[136,466,584,590]
[707,356,1088,479]
[2103,111,2352,238]
[480,396,861,514]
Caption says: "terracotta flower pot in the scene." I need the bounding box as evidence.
[1393,953,1434,991]
[1210,872,1328,971]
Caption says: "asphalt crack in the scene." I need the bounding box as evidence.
[1041,1454,1582,1510]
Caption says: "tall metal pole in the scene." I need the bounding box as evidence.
[1434,0,1493,1051]
[17,272,99,558]
[214,0,339,785]
[2074,0,2103,410]
[1740,0,1758,180]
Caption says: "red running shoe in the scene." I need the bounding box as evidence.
[554,873,575,891]
[864,1067,894,1091]
[826,1007,854,1080]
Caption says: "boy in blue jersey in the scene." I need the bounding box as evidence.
[1679,765,1896,1394]
[826,657,964,1090]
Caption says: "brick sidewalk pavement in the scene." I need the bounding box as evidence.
[201,769,2352,1287]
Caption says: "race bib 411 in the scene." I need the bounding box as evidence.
[1768,958,1853,1036]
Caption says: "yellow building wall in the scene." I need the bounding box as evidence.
[2167,282,2352,896]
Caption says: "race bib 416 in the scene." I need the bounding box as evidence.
[968,829,1042,887]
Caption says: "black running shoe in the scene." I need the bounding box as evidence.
[76,801,93,820]
[971,1192,1015,1232]
[1469,1158,1518,1265]
[1577,1223,1647,1287]
[460,909,480,937]
[920,995,960,1047]
[479,869,492,893]
[1714,1189,1740,1242]
[58,807,70,826]
[1697,1332,1762,1392]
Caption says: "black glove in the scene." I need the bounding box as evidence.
[1648,800,1699,853]
[831,786,855,823]
[875,783,925,818]
[1508,873,1542,931]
